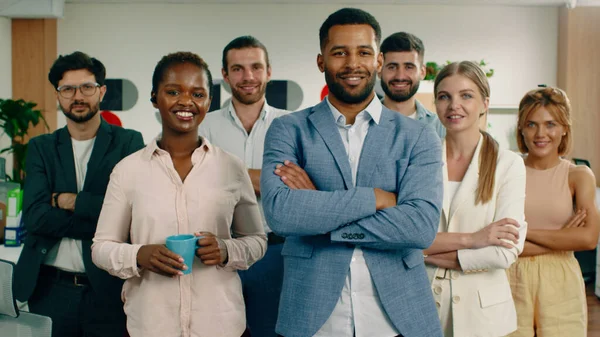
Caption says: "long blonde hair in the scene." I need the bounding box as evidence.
[434,61,498,204]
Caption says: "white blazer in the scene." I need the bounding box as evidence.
[427,135,527,337]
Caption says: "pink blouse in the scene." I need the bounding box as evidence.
[92,138,267,337]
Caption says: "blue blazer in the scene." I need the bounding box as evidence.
[261,99,444,337]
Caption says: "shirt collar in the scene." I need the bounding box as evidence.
[326,95,382,126]
[143,135,212,161]
[227,100,270,122]
[415,99,435,118]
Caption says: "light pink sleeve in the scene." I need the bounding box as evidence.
[92,162,143,279]
[219,160,267,271]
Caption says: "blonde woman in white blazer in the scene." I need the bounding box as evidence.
[424,61,527,337]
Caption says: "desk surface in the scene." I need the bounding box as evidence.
[0,244,23,264]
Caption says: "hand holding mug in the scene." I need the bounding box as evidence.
[195,232,227,266]
[136,244,186,277]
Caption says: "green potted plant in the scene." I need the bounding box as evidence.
[0,98,48,186]
[425,59,494,81]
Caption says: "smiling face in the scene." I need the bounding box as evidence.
[152,62,211,135]
[435,74,489,134]
[521,106,566,159]
[223,47,271,106]
[317,24,382,106]
[379,51,425,102]
[57,69,106,124]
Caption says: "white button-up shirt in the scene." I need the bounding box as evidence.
[199,101,288,233]
[314,97,399,337]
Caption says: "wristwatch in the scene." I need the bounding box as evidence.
[53,193,62,208]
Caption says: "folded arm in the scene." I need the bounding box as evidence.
[520,241,554,257]
[330,127,443,250]
[457,159,527,271]
[261,118,378,236]
[23,140,97,240]
[526,166,599,251]
[425,158,527,271]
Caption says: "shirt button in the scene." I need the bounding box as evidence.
[351,257,356,262]
[436,301,441,309]
[434,286,442,295]
[452,296,460,304]
[349,156,355,162]
[349,128,355,133]
[451,271,459,280]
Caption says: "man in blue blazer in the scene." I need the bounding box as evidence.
[261,7,444,337]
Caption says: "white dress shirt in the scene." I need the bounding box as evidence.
[199,101,288,233]
[313,97,399,337]
[44,137,95,273]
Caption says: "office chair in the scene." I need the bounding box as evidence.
[0,258,52,337]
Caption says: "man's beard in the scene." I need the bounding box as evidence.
[230,81,267,105]
[325,67,376,105]
[381,79,420,102]
[60,100,99,123]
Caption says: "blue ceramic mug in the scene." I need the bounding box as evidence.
[165,234,203,275]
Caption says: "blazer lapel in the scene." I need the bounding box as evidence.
[57,127,77,192]
[441,141,450,227]
[448,135,483,223]
[308,101,353,189]
[83,120,112,190]
[357,109,394,186]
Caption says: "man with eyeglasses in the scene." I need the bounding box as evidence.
[13,51,144,337]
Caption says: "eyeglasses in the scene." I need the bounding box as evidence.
[56,82,101,99]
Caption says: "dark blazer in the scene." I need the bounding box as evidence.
[14,119,144,303]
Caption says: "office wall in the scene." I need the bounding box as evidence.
[0,17,12,176]
[558,7,600,182]
[57,3,558,143]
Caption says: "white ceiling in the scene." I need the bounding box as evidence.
[62,0,600,6]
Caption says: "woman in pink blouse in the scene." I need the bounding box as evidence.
[91,52,267,337]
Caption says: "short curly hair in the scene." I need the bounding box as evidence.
[48,51,106,88]
[151,51,213,99]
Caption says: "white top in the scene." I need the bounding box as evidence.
[44,137,95,273]
[314,97,399,337]
[447,181,461,203]
[407,110,417,120]
[199,101,288,233]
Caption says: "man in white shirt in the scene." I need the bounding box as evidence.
[199,36,288,337]
[379,32,446,139]
[13,51,144,337]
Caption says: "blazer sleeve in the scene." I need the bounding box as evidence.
[261,117,378,236]
[72,131,145,223]
[23,139,97,240]
[330,126,443,250]
[457,156,528,271]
